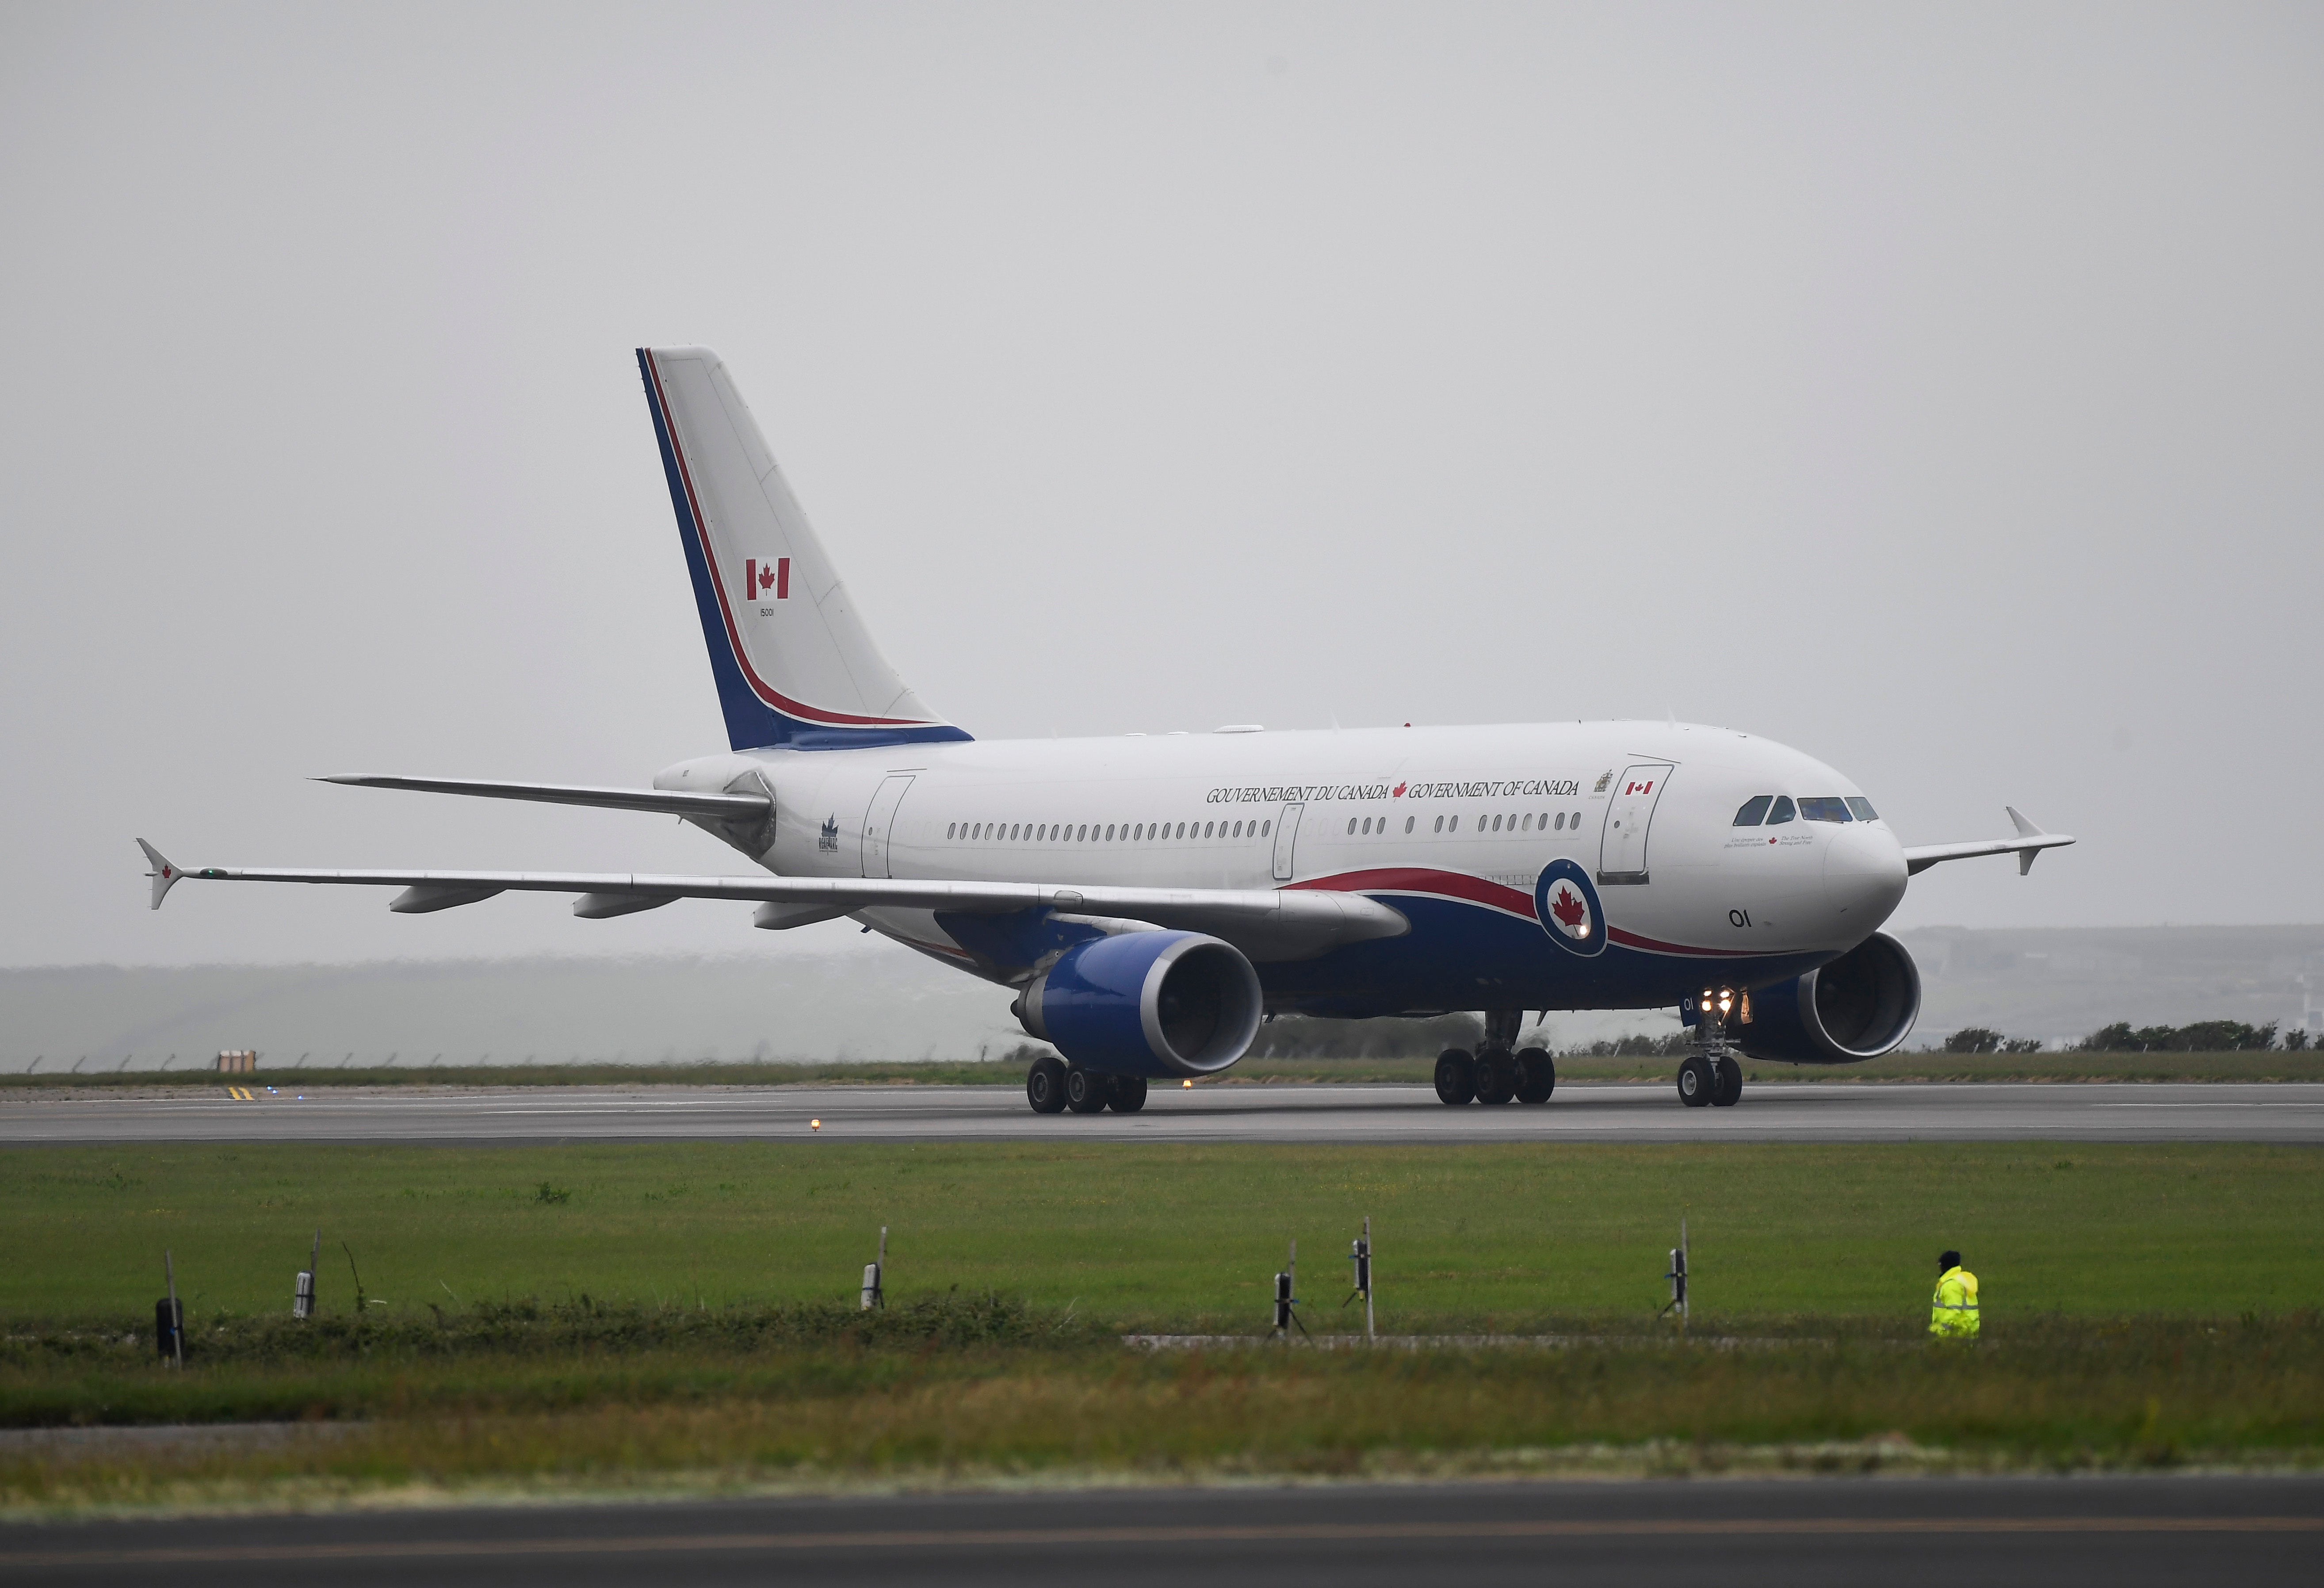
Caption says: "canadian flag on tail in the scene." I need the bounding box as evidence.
[745,557,790,602]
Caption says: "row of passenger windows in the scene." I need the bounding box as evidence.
[1347,811,1590,836]
[946,810,1603,845]
[1732,794,1879,827]
[946,818,1272,843]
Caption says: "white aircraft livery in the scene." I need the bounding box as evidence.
[140,347,2074,1115]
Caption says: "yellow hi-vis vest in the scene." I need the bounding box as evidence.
[1930,1266,1980,1338]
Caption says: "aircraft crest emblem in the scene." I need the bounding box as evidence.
[1533,858,1607,957]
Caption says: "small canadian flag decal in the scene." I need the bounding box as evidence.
[1625,780,1654,796]
[745,557,790,602]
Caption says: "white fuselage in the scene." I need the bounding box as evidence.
[656,719,1909,1016]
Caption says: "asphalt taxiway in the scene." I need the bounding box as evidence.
[3,1477,2319,1587]
[4,1081,2321,1144]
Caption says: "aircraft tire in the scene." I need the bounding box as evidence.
[1676,1055,1714,1107]
[1026,1056,1069,1114]
[1108,1076,1148,1114]
[1475,1052,1516,1105]
[1712,1056,1743,1107]
[1063,1066,1110,1114]
[1433,1048,1476,1106]
[1515,1047,1556,1104]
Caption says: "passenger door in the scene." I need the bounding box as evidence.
[1272,802,1304,882]
[1598,763,1673,885]
[860,775,915,879]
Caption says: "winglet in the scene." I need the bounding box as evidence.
[138,839,185,910]
[2004,806,2047,874]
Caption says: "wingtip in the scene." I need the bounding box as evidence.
[137,838,183,911]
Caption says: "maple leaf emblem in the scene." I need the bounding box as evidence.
[1548,885,1588,930]
[1391,782,1407,797]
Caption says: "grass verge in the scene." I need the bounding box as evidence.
[3,1304,2320,1514]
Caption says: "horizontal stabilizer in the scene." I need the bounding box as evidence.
[321,775,769,821]
[1902,807,2076,876]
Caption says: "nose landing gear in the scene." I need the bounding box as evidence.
[1677,994,1746,1108]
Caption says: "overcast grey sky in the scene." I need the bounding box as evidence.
[3,1,2318,970]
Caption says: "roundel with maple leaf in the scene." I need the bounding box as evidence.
[1533,859,1607,958]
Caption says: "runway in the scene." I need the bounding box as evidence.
[6,1081,2323,1144]
[4,1477,2320,1586]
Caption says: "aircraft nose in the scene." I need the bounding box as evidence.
[1824,822,1908,929]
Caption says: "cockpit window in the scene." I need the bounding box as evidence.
[1732,795,1774,827]
[1845,797,1879,822]
[1798,797,1853,823]
[1766,796,1797,825]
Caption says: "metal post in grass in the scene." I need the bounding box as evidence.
[1273,1238,1307,1339]
[1659,1213,1690,1335]
[158,1250,183,1368]
[861,1225,887,1310]
[294,1228,319,1319]
[1345,1217,1374,1342]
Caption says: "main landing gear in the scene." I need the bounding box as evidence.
[1026,1055,1147,1116]
[1434,1010,1556,1106]
[1677,990,1745,1108]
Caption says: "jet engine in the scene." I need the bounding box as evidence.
[1741,930,1921,1065]
[1013,930,1264,1077]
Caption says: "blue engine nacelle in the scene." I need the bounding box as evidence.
[1741,930,1922,1065]
[1012,930,1264,1078]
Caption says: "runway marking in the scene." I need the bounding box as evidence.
[8,1513,2320,1565]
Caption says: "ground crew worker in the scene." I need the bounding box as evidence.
[1929,1249,1980,1339]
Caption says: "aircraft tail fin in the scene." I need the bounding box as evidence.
[636,347,968,751]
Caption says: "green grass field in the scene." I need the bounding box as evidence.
[4,1141,2320,1509]
[7,1141,2319,1324]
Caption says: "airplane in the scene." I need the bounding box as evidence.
[138,346,2074,1115]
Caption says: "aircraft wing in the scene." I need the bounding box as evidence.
[1901,806,2076,876]
[134,841,1407,961]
